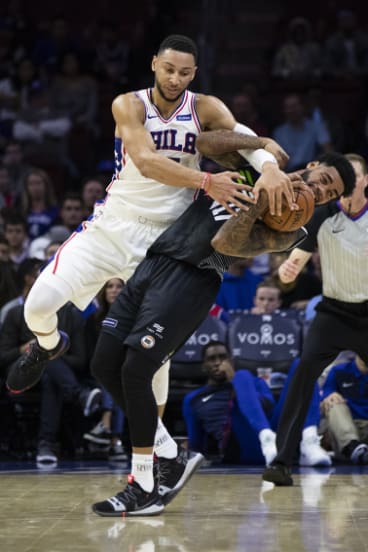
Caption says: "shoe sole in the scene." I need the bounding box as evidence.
[36,456,58,463]
[91,503,164,517]
[160,453,204,506]
[7,382,35,395]
[6,364,47,394]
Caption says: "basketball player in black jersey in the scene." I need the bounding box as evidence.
[90,131,355,516]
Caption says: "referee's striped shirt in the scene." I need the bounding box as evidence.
[301,201,368,303]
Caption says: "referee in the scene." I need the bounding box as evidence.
[263,153,368,485]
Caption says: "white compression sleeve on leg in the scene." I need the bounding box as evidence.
[24,280,69,349]
[233,122,277,172]
[152,360,170,406]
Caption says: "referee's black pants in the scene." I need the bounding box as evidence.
[273,300,368,467]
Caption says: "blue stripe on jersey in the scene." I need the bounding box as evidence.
[114,137,123,177]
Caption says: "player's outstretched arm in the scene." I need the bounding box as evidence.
[196,130,289,169]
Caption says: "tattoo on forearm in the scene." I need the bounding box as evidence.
[212,213,299,257]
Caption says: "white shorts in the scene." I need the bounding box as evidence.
[37,201,170,310]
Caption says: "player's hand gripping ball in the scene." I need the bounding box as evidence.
[262,185,315,232]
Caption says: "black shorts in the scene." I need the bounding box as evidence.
[101,254,222,364]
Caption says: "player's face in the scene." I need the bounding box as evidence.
[152,49,196,103]
[300,165,344,204]
[203,344,230,382]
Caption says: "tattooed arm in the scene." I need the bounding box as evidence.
[196,129,289,168]
[211,190,303,257]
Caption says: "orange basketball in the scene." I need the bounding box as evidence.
[262,186,315,232]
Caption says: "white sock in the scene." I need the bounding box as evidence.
[302,425,318,441]
[131,453,154,492]
[259,428,276,444]
[37,331,60,351]
[154,418,178,459]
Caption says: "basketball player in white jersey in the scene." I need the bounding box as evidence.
[263,153,368,486]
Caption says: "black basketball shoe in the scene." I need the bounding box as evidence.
[262,463,294,486]
[92,475,164,517]
[7,331,70,394]
[158,447,204,505]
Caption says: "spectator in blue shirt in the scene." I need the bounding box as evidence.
[321,354,368,464]
[215,259,263,312]
[183,341,331,466]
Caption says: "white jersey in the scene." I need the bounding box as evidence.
[107,87,202,223]
[33,88,204,310]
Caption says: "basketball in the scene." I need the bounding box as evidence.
[262,186,315,232]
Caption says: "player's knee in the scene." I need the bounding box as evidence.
[122,348,158,394]
[24,292,54,329]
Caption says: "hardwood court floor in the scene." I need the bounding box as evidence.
[1,462,368,551]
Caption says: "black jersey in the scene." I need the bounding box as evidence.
[147,189,237,274]
[148,165,259,273]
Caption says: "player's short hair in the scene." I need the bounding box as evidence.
[318,152,356,197]
[157,34,198,62]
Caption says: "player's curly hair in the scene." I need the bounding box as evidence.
[157,34,198,62]
[318,152,356,197]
